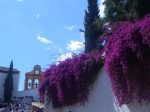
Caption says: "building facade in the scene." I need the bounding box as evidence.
[0,66,20,100]
[24,65,44,90]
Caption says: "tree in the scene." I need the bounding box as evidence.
[104,0,126,22]
[84,0,103,53]
[104,0,150,22]
[4,60,14,103]
[125,0,150,20]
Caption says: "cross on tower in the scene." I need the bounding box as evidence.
[24,65,43,90]
[34,82,39,88]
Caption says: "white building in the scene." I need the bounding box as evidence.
[13,88,40,101]
[0,66,20,100]
[44,68,150,112]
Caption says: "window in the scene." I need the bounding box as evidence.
[34,79,39,88]
[28,79,32,89]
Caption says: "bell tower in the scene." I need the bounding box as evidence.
[24,65,44,90]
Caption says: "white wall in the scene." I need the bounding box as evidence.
[0,72,20,100]
[0,72,7,100]
[14,88,40,100]
[44,68,150,112]
[12,73,20,95]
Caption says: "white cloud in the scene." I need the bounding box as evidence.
[18,0,23,2]
[56,52,72,62]
[80,32,84,40]
[51,40,84,63]
[58,48,63,53]
[99,0,105,17]
[35,13,40,18]
[64,25,76,31]
[37,35,52,44]
[46,45,57,50]
[46,47,52,50]
[67,40,84,52]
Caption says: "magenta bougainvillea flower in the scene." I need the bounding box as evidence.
[39,14,150,109]
[39,52,103,108]
[105,14,150,106]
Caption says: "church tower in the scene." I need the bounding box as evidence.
[24,65,44,90]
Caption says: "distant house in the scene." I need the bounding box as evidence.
[0,64,44,101]
[0,66,20,100]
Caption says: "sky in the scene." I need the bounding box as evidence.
[0,0,104,91]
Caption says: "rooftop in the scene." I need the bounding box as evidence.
[0,66,20,74]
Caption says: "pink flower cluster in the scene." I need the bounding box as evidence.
[39,52,103,108]
[105,15,150,106]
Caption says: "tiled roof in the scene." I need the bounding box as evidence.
[0,66,20,74]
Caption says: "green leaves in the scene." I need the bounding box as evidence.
[84,0,103,53]
[104,0,150,22]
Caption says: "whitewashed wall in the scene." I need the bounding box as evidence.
[44,68,150,112]
[0,72,7,100]
[12,73,20,95]
[0,73,20,100]
[14,88,40,100]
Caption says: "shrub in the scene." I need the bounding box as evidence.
[105,15,150,106]
[39,52,103,108]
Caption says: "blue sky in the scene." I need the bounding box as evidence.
[0,0,104,91]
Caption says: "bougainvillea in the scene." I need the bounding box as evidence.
[39,52,103,108]
[105,14,150,106]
